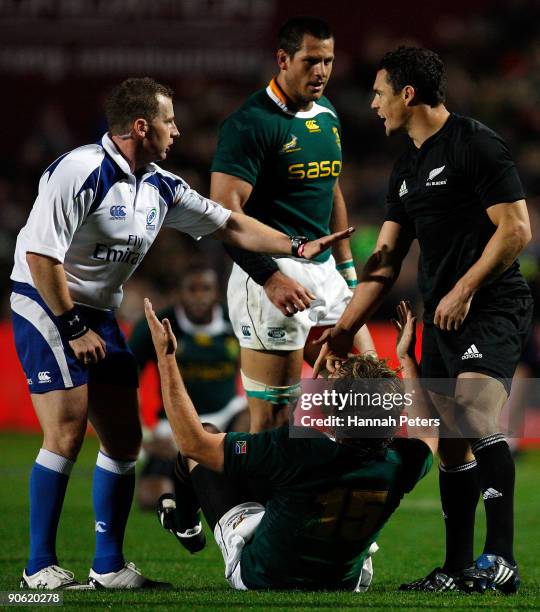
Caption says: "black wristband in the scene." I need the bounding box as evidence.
[290,235,309,258]
[56,307,89,341]
[224,244,279,286]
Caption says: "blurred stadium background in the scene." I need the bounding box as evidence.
[0,0,539,435]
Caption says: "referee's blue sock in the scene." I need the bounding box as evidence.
[91,451,136,574]
[27,449,73,575]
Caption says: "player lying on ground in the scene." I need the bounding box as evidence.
[146,298,439,590]
[11,76,353,590]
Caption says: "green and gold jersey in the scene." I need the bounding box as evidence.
[211,79,343,263]
[129,304,239,416]
[224,426,432,590]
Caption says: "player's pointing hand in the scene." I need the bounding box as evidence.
[301,227,355,260]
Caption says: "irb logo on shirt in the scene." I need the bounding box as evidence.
[235,441,247,455]
[146,207,157,230]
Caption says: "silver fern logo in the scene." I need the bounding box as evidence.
[428,165,445,180]
[426,165,447,186]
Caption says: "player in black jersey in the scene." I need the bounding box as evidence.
[314,46,533,594]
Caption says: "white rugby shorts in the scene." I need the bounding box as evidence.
[227,255,352,350]
[214,502,265,590]
[213,501,377,591]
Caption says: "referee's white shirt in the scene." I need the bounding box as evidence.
[11,134,230,310]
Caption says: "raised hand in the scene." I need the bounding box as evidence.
[391,300,417,363]
[144,298,177,357]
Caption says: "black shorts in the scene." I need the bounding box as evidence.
[421,297,533,393]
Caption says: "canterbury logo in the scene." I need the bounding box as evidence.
[305,119,320,133]
[428,165,445,180]
[332,126,341,148]
[38,371,51,383]
[110,205,127,219]
[95,521,107,532]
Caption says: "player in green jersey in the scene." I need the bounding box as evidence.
[129,265,247,512]
[211,16,374,433]
[145,297,441,591]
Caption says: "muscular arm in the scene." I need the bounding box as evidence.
[157,353,225,471]
[393,301,438,455]
[328,180,375,354]
[330,181,354,264]
[312,222,412,376]
[212,211,294,254]
[210,172,280,284]
[145,299,225,471]
[434,200,531,330]
[210,171,320,315]
[26,252,106,362]
[456,200,529,293]
[336,221,413,335]
[26,253,74,315]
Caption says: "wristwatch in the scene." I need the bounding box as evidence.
[290,235,309,258]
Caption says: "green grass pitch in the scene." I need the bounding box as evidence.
[1,432,539,611]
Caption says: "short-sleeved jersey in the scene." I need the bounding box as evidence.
[11,134,230,310]
[224,426,432,590]
[129,303,239,416]
[384,114,531,322]
[211,79,343,263]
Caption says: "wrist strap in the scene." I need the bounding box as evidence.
[336,260,355,271]
[56,307,89,341]
[290,235,309,258]
[336,259,358,288]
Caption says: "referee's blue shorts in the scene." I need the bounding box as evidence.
[10,282,138,394]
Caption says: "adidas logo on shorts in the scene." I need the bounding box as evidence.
[483,487,503,500]
[461,344,482,360]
